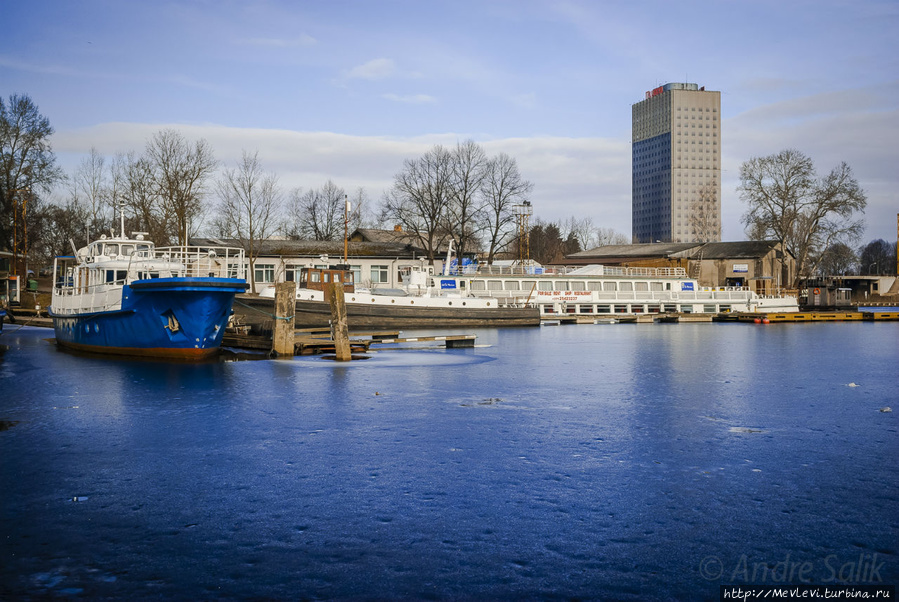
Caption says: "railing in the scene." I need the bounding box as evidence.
[152,246,246,279]
[464,264,687,278]
[51,246,247,315]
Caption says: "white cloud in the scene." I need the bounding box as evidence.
[381,93,436,104]
[345,58,397,80]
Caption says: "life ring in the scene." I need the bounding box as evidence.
[813,288,820,295]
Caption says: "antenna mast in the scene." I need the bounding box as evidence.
[514,201,533,268]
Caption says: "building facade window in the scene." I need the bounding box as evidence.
[370,265,389,284]
[255,264,275,283]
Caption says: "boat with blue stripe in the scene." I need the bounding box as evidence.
[49,223,247,359]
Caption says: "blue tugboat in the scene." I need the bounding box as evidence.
[49,216,247,359]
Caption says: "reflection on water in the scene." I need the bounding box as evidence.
[1,324,897,600]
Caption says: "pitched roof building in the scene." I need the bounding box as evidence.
[567,241,795,294]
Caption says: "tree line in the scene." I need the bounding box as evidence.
[2,93,894,289]
[1,93,630,287]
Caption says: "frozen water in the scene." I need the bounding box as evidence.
[0,323,897,600]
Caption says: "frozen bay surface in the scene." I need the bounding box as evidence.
[0,323,897,600]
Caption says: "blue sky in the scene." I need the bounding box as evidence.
[3,0,898,243]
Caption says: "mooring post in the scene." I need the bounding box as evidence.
[326,282,352,361]
[272,282,296,357]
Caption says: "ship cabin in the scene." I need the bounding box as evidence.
[299,265,355,293]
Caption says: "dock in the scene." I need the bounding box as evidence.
[221,328,477,355]
[541,310,899,326]
[721,311,899,323]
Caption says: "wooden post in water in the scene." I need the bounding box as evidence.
[325,282,352,361]
[272,282,296,356]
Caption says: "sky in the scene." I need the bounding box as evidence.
[3,0,898,244]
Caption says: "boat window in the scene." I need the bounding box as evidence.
[635,282,648,292]
[136,244,151,256]
[487,280,503,291]
[588,282,602,291]
[332,272,341,283]
[117,270,127,281]
[104,244,119,256]
[619,282,633,292]
[538,281,554,291]
[569,281,585,291]
[323,273,331,283]
[310,272,321,283]
[121,245,135,256]
[703,304,717,313]
[504,281,520,291]
[579,305,593,314]
[555,281,568,290]
[650,281,663,291]
[105,270,115,283]
[603,282,617,291]
[648,305,661,313]
[520,280,536,291]
[470,280,486,291]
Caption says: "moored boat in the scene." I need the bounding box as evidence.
[236,264,540,331]
[50,228,248,359]
[452,263,799,318]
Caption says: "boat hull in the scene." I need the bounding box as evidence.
[234,294,541,332]
[50,278,247,359]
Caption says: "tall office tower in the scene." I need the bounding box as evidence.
[632,82,721,243]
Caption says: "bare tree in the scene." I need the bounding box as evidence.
[216,150,282,293]
[32,195,90,261]
[858,239,896,275]
[0,93,63,257]
[817,242,857,276]
[739,149,866,287]
[446,140,487,260]
[71,147,109,237]
[480,152,532,264]
[145,129,217,245]
[118,151,168,244]
[689,181,719,242]
[562,216,628,250]
[385,145,454,264]
[286,180,346,241]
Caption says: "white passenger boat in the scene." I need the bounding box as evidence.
[442,264,799,318]
[239,264,540,331]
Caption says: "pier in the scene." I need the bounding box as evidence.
[221,328,477,355]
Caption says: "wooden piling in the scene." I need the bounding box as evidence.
[272,282,296,357]
[325,282,352,361]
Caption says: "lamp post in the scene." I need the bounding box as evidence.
[11,188,31,277]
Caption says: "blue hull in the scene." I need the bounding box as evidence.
[50,278,247,359]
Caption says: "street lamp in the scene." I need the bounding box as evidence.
[11,187,31,277]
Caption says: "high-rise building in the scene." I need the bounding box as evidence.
[632,82,721,243]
